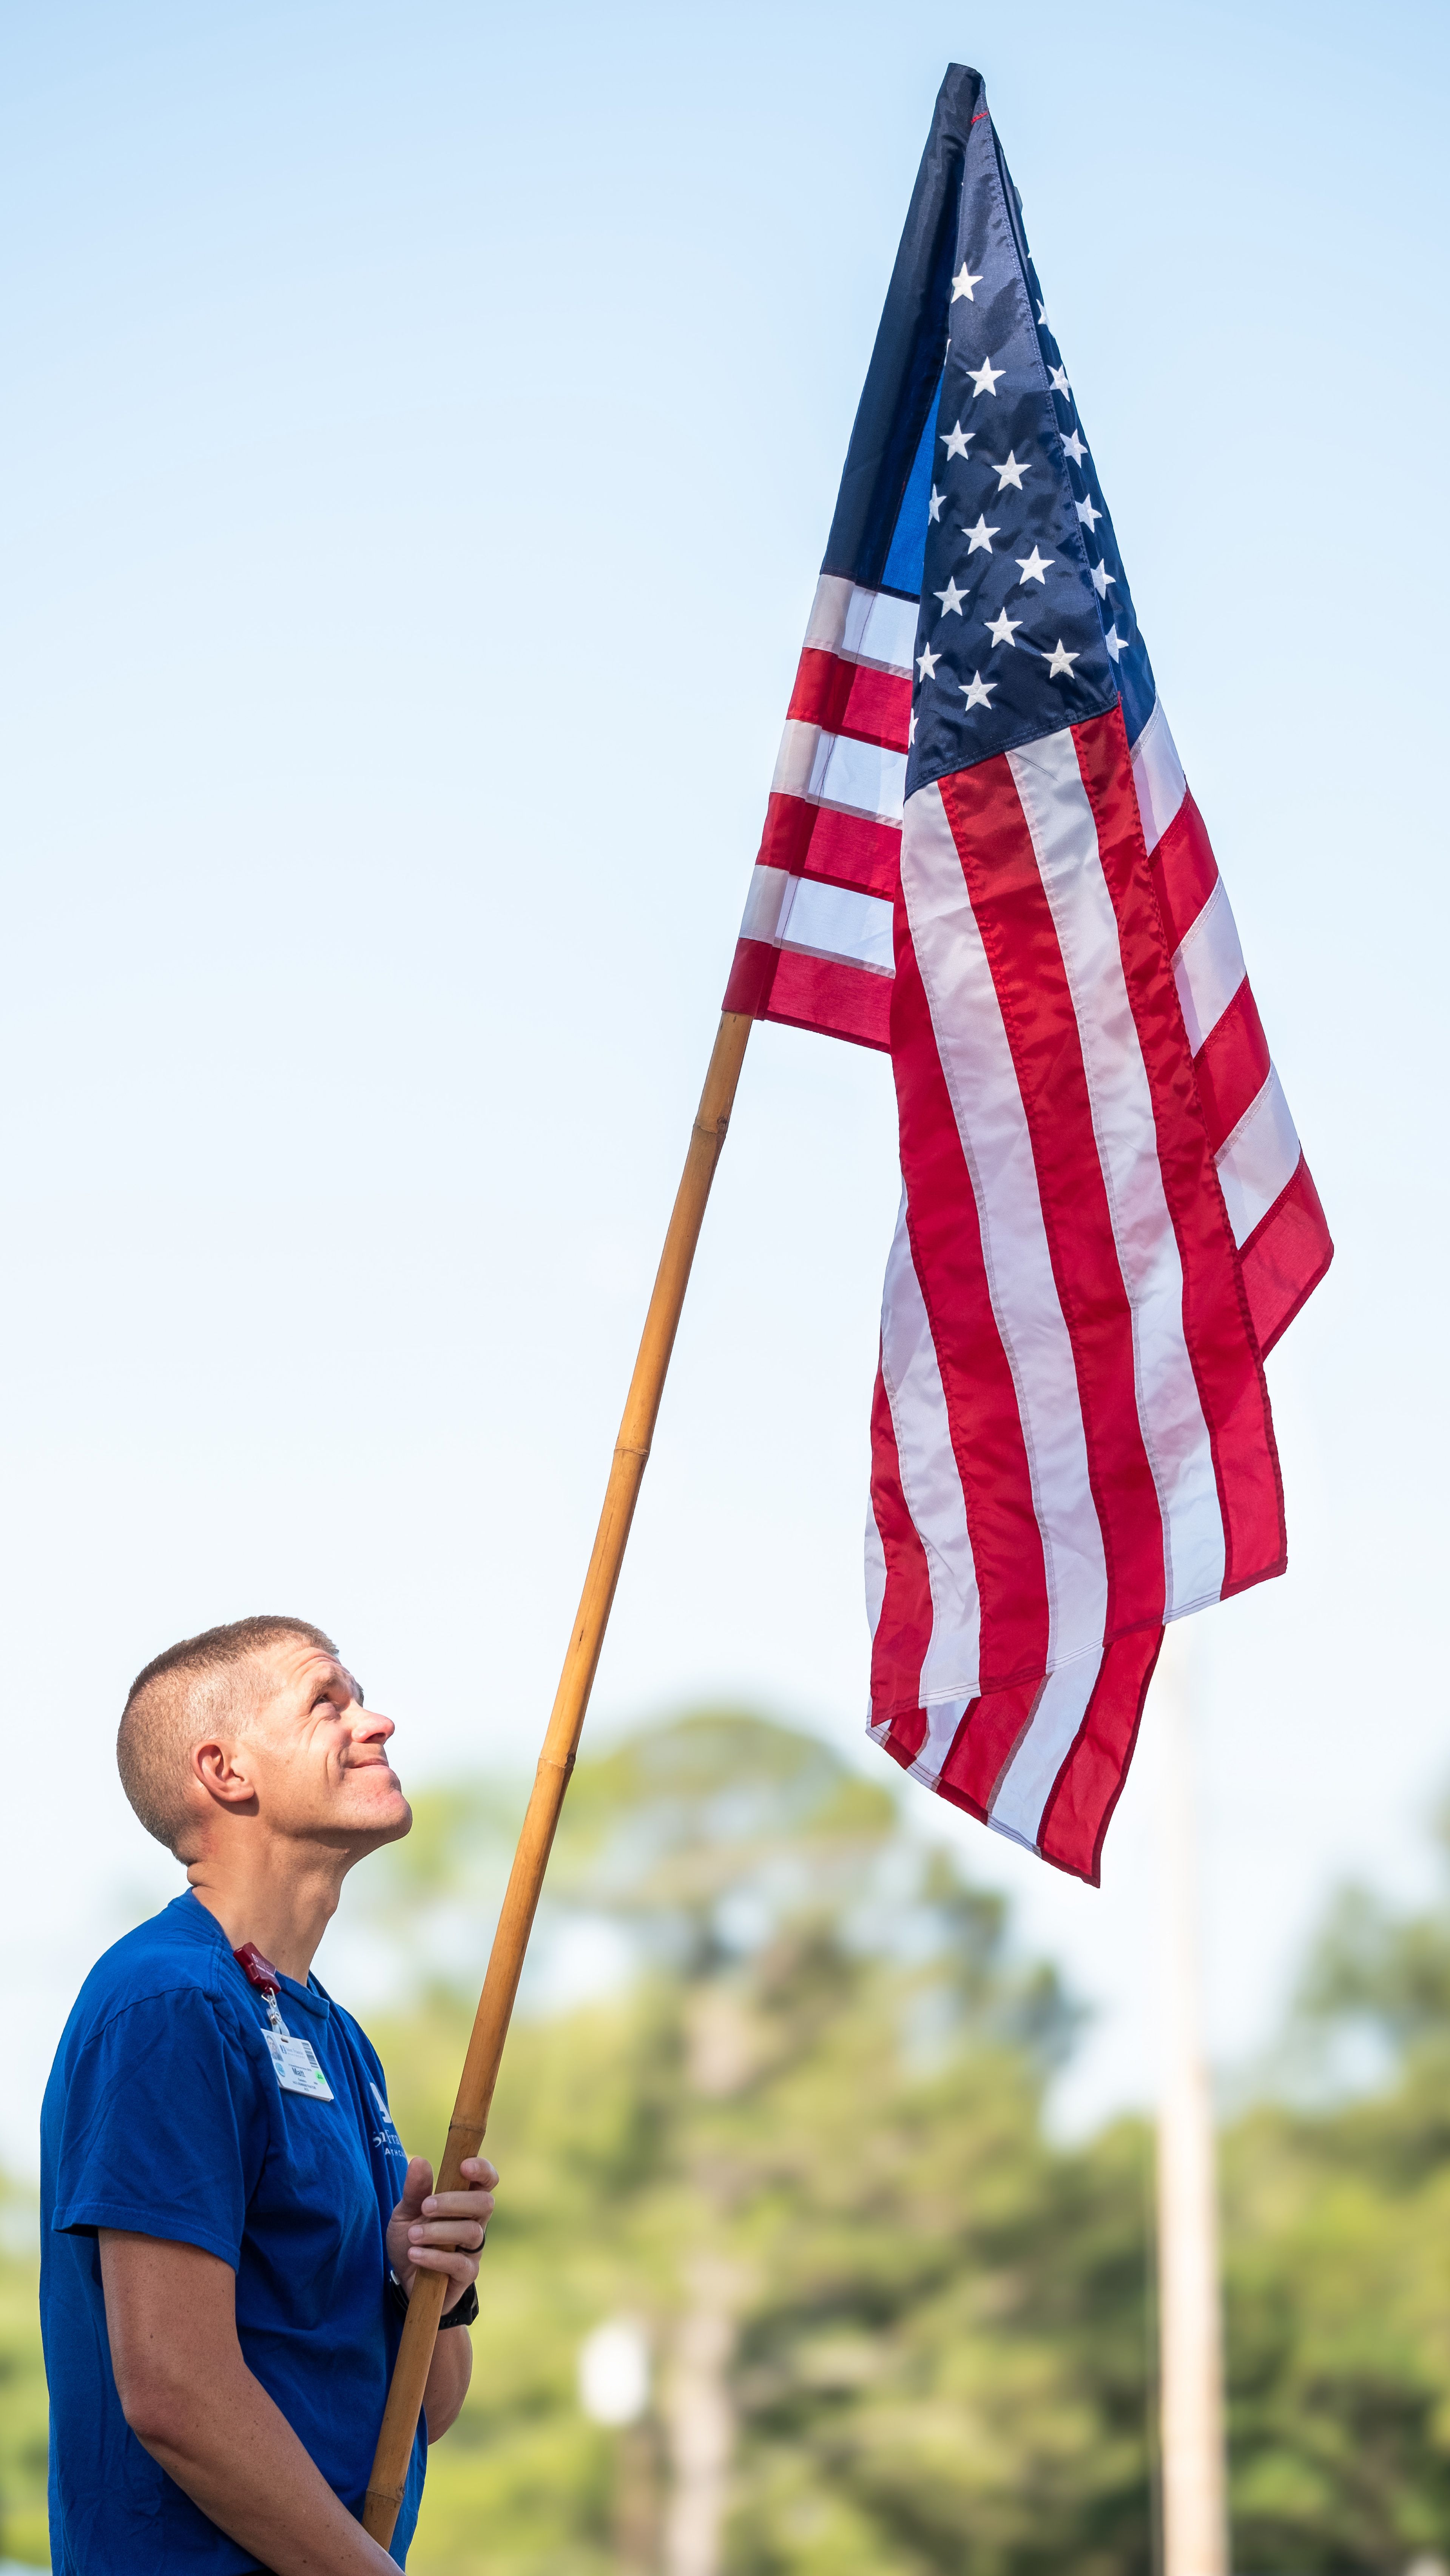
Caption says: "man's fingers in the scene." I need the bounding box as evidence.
[419,2188,495,2221]
[407,2216,489,2251]
[420,2158,497,2209]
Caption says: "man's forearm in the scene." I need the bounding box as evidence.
[423,2319,472,2440]
[100,2229,398,2576]
[129,2346,400,2576]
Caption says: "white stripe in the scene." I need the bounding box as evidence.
[1130,698,1186,854]
[738,867,894,973]
[864,1498,887,1641]
[843,587,918,675]
[739,865,793,944]
[1214,1067,1301,1245]
[803,574,916,675]
[783,876,894,973]
[1007,734,1225,1616]
[988,1651,1103,1850]
[879,1199,982,1708]
[1173,874,1246,1054]
[771,719,822,801]
[770,721,906,824]
[906,1700,970,1790]
[901,779,1108,1666]
[809,729,906,823]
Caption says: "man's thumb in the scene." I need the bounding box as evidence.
[399,2154,433,2215]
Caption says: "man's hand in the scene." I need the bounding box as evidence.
[386,2153,497,2313]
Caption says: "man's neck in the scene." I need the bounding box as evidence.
[185,1842,353,1985]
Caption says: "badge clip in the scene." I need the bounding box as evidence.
[233,1941,335,2101]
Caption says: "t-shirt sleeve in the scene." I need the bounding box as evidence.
[50,1985,266,2269]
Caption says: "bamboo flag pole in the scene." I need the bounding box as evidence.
[1154,1633,1230,2576]
[362,1010,753,2547]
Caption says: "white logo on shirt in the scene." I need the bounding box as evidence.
[369,2079,408,2166]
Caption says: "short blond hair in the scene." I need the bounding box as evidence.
[117,1615,337,1854]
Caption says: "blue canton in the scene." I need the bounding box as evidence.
[816,65,1159,784]
[906,116,1156,793]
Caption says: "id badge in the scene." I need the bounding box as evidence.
[265,2030,334,2101]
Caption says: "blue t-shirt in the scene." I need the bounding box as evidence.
[40,1890,426,2573]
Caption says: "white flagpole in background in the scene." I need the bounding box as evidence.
[1154,1629,1231,2576]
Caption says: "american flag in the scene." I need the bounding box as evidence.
[724,65,1333,1882]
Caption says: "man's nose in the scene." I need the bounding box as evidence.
[353,1703,394,1742]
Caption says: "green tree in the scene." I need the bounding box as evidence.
[0,2179,48,2570]
[1218,1821,1450,2573]
[370,1713,1154,2576]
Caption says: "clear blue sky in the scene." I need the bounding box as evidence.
[1,0,1445,2167]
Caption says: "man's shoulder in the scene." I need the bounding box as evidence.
[60,1895,238,2053]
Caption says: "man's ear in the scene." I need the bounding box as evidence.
[191,1739,259,1814]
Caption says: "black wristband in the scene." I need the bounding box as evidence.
[388,2269,480,2329]
[437,2277,480,2328]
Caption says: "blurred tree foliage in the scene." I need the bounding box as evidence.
[0,2179,48,2570]
[1219,1840,1450,2574]
[7,1714,1450,2576]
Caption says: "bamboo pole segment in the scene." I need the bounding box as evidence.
[1154,1633,1230,2576]
[362,1010,754,2547]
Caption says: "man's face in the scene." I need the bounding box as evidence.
[233,1637,413,1855]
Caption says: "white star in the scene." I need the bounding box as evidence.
[1049,364,1071,396]
[963,513,1000,555]
[1046,638,1080,678]
[1037,298,1052,330]
[986,605,1023,648]
[940,419,974,460]
[934,575,968,616]
[993,450,1033,492]
[927,484,944,523]
[952,259,984,303]
[909,709,918,745]
[1015,546,1054,585]
[1061,427,1088,466]
[1104,623,1126,662]
[961,669,996,710]
[968,354,1005,399]
[1075,493,1103,531]
[917,642,941,680]
[1089,559,1116,599]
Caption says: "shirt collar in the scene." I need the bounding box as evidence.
[177,1887,333,2029]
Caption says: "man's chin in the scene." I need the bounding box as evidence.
[333,1790,413,1850]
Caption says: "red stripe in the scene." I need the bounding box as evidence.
[937,1682,1037,1818]
[889,907,1050,1697]
[937,757,1166,1642]
[1072,708,1284,1596]
[756,793,901,901]
[788,648,912,751]
[1036,1629,1163,1884]
[1238,1154,1335,1357]
[1193,978,1271,1154]
[721,935,776,1020]
[1149,790,1219,953]
[727,942,891,1051]
[867,1366,935,1753]
[886,1634,1162,1885]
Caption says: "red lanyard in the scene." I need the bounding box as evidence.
[234,1941,290,2036]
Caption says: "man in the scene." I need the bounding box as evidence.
[40,1614,496,2574]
